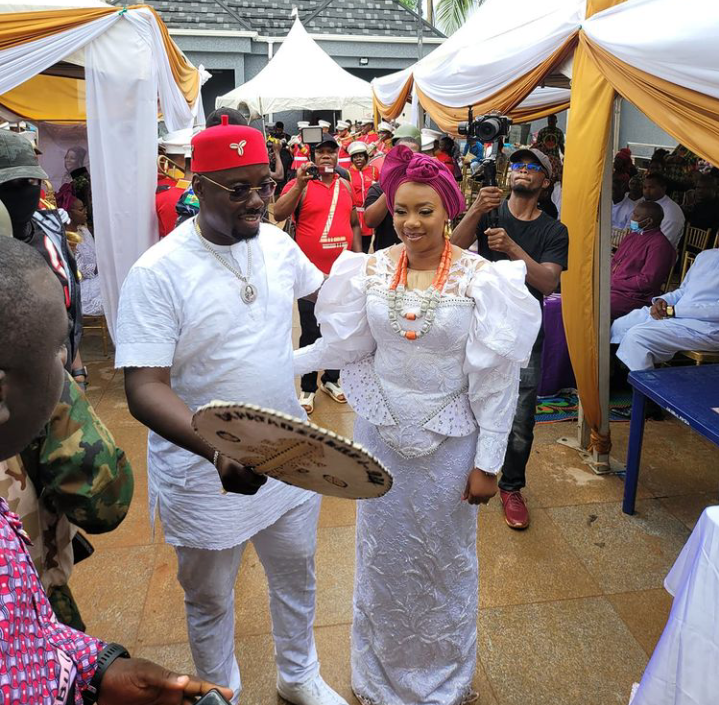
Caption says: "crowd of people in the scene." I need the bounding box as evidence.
[0,105,718,705]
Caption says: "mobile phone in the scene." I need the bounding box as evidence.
[195,690,232,705]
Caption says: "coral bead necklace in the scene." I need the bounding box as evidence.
[387,237,452,341]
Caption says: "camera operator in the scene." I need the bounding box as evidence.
[453,148,568,531]
[274,133,362,414]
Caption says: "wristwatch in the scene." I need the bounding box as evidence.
[82,643,130,705]
[666,305,675,318]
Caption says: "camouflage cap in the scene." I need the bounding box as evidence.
[0,129,48,186]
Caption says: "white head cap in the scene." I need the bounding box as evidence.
[421,134,436,152]
[361,117,374,126]
[336,120,350,131]
[297,121,310,129]
[318,119,331,129]
[347,141,369,156]
[378,121,395,134]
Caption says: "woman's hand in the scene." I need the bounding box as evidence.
[462,468,498,505]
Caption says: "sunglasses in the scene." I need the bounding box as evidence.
[200,175,276,202]
[510,162,545,174]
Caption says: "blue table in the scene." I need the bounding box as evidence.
[623,365,719,515]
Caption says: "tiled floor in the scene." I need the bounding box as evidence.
[73,335,719,705]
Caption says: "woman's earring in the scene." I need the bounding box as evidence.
[443,220,453,240]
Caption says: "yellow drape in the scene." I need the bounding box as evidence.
[0,74,85,121]
[0,5,199,110]
[0,7,116,50]
[374,75,414,121]
[414,34,578,134]
[509,101,570,125]
[559,36,616,439]
[584,40,719,167]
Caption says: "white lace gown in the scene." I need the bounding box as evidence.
[294,249,541,705]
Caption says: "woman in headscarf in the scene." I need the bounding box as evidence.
[294,146,541,704]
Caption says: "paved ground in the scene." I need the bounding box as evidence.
[74,332,718,705]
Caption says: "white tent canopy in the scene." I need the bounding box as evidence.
[0,2,202,336]
[216,17,373,118]
[373,0,582,112]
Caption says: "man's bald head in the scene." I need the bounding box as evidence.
[634,200,664,230]
[0,237,69,460]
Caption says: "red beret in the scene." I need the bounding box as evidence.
[191,115,269,173]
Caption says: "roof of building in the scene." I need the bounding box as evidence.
[138,0,445,38]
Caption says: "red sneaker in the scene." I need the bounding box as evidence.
[500,490,530,530]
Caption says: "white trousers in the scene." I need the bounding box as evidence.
[175,495,322,703]
[611,307,719,370]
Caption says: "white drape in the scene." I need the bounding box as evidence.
[124,7,196,132]
[0,14,118,94]
[583,0,719,100]
[85,17,159,338]
[372,0,582,110]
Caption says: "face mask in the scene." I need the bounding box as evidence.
[0,182,41,225]
[629,220,642,233]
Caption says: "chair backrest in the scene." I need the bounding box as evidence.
[685,224,711,251]
[680,250,696,282]
[611,227,628,250]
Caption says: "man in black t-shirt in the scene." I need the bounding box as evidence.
[453,147,569,530]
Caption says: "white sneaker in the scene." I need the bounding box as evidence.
[277,673,348,705]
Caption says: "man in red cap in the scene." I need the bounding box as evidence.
[114,116,347,705]
[274,133,362,414]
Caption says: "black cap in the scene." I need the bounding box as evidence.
[509,148,552,179]
[316,133,339,149]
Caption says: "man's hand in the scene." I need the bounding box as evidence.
[295,162,315,190]
[462,468,498,505]
[650,298,669,320]
[98,657,234,705]
[215,454,267,495]
[484,227,517,256]
[472,186,503,215]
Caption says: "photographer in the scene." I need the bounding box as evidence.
[453,148,568,531]
[274,133,362,414]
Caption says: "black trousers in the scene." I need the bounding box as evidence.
[298,298,340,393]
[498,346,542,492]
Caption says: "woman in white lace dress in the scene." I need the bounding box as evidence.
[294,147,541,705]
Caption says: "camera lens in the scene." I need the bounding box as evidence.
[477,118,502,142]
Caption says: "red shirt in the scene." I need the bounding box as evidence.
[359,131,380,145]
[281,175,354,275]
[337,134,353,168]
[155,175,183,239]
[349,164,379,236]
[291,143,310,171]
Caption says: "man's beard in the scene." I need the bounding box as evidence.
[511,182,542,196]
[230,224,261,242]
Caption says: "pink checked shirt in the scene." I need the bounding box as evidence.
[0,496,103,704]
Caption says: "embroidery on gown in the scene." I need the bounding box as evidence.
[342,248,492,459]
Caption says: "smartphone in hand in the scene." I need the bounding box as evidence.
[195,689,232,705]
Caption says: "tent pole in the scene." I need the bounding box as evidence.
[563,111,619,475]
[267,42,274,123]
[416,0,424,61]
[612,96,621,154]
[594,111,613,468]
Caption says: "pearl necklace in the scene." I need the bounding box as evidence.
[387,238,452,341]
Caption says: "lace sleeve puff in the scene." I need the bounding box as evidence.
[293,251,376,377]
[463,259,542,473]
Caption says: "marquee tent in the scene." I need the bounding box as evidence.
[0,1,203,335]
[216,17,373,118]
[374,0,719,459]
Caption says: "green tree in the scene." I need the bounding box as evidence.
[434,0,484,35]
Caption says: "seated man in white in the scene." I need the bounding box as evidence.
[611,248,719,370]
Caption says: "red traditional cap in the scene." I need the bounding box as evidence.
[191,115,269,173]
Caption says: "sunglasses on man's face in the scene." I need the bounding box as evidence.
[200,175,276,202]
[510,162,545,174]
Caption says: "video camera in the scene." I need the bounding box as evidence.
[459,109,512,227]
[457,113,512,143]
